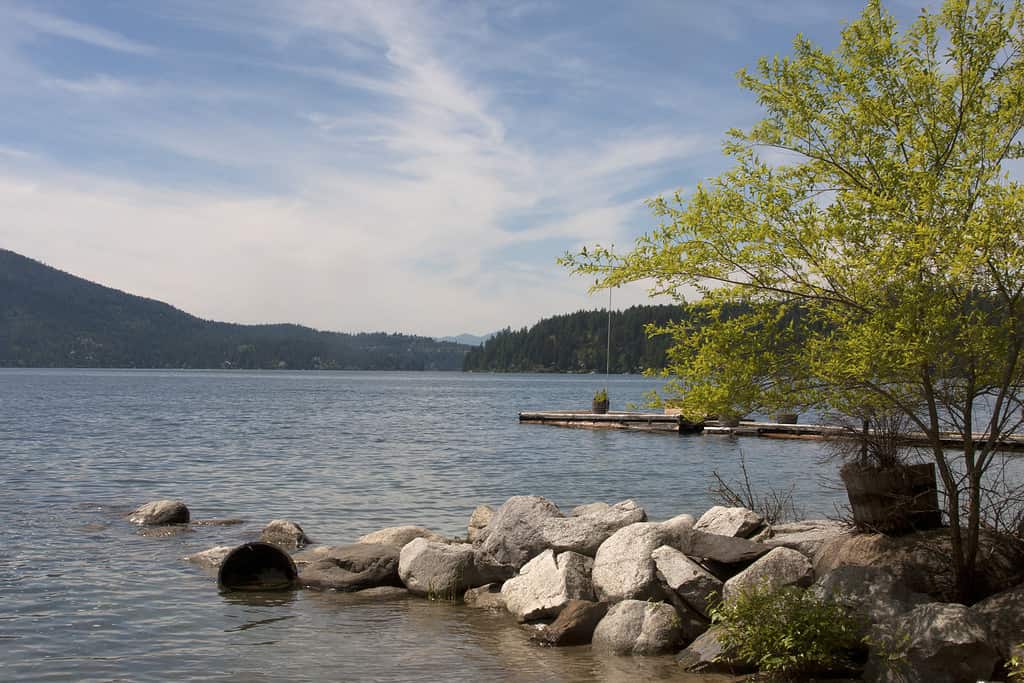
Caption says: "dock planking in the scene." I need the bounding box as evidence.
[519,411,1024,450]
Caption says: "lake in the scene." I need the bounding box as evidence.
[0,369,853,681]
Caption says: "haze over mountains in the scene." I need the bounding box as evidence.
[0,249,469,370]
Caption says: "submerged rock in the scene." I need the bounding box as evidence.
[260,519,310,550]
[500,549,594,622]
[185,545,233,568]
[463,583,506,610]
[129,500,189,526]
[299,543,402,592]
[530,600,608,646]
[357,525,445,548]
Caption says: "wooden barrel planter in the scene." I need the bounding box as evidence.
[218,541,298,592]
[592,399,609,414]
[840,462,942,534]
[773,412,799,424]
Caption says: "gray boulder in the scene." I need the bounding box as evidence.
[753,519,847,557]
[478,496,647,569]
[591,600,684,656]
[591,516,693,602]
[260,519,310,550]
[864,602,998,683]
[540,499,647,557]
[463,583,506,609]
[695,506,764,538]
[477,496,563,568]
[357,525,444,547]
[184,545,232,568]
[651,545,722,617]
[530,600,609,646]
[500,549,594,622]
[811,565,930,634]
[970,582,1024,659]
[723,546,813,601]
[398,538,513,598]
[299,543,402,592]
[129,500,189,525]
[467,505,493,543]
[688,530,771,565]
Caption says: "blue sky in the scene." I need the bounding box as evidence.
[0,0,937,336]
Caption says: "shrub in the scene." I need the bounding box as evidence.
[709,582,862,678]
[1010,646,1024,681]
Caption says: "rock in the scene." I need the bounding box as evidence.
[591,517,693,602]
[677,627,750,673]
[184,545,232,568]
[463,583,506,609]
[129,500,189,525]
[299,543,402,592]
[651,545,722,617]
[398,538,513,598]
[811,565,930,634]
[346,586,408,600]
[814,528,1024,601]
[260,519,310,550]
[539,499,647,557]
[591,600,683,656]
[357,525,445,548]
[688,530,771,565]
[500,549,594,622]
[754,519,848,557]
[530,600,609,646]
[723,546,813,601]
[478,496,647,568]
[970,582,1024,659]
[467,505,494,543]
[864,602,999,683]
[478,496,563,568]
[695,506,764,538]
[192,518,244,527]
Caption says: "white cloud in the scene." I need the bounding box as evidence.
[7,7,154,55]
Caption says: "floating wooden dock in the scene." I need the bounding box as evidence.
[518,411,1024,450]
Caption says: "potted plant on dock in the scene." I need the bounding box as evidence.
[831,411,941,534]
[592,388,609,414]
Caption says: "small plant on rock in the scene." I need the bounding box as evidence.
[709,581,862,679]
[1009,646,1024,681]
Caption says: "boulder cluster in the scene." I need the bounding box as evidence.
[132,496,1024,682]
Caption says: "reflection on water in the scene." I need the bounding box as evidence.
[0,368,902,681]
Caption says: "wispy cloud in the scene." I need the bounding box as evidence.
[8,7,155,55]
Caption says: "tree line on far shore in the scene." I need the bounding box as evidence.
[462,305,679,373]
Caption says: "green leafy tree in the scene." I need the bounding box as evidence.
[563,0,1024,600]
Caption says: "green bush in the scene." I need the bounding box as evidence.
[709,582,862,678]
[593,388,608,402]
[1009,646,1024,681]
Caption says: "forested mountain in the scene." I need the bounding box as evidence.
[0,249,469,370]
[462,305,680,373]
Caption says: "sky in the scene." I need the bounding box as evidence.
[0,0,939,337]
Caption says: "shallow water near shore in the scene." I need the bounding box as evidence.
[2,368,847,681]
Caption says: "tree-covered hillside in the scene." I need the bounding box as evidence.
[462,305,680,373]
[0,249,469,370]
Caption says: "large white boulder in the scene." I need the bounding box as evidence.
[695,506,764,538]
[722,546,813,601]
[591,515,694,602]
[651,545,722,617]
[500,549,594,622]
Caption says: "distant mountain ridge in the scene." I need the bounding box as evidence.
[438,332,496,346]
[0,249,469,370]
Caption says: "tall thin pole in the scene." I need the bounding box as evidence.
[606,286,612,377]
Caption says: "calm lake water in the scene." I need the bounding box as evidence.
[1,369,850,682]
